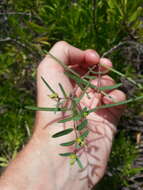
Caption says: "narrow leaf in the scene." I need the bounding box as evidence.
[59,152,73,157]
[60,140,75,146]
[0,163,8,167]
[41,76,56,94]
[99,83,123,91]
[25,106,67,112]
[58,115,73,123]
[84,75,96,79]
[58,83,67,98]
[0,157,8,162]
[58,113,84,123]
[80,130,89,139]
[65,71,89,86]
[129,7,142,23]
[72,114,83,121]
[66,71,122,91]
[77,120,88,131]
[101,64,140,87]
[89,70,106,75]
[76,157,83,169]
[52,128,73,138]
[88,95,143,114]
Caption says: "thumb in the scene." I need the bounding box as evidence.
[40,41,100,72]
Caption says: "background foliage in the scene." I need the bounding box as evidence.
[0,0,143,189]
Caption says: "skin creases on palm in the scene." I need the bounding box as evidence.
[74,90,117,188]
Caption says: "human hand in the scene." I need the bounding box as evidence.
[35,41,126,190]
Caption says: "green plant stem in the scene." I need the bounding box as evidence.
[47,52,80,77]
[100,63,142,88]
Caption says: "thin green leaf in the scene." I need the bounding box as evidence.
[25,106,67,112]
[73,114,83,121]
[80,130,89,139]
[60,140,75,146]
[65,72,85,91]
[75,144,81,149]
[76,157,83,169]
[71,99,79,115]
[0,157,8,162]
[58,113,84,123]
[99,83,123,91]
[41,76,56,94]
[65,71,90,86]
[77,120,88,131]
[129,7,142,23]
[58,83,68,98]
[59,152,73,157]
[0,163,8,167]
[84,75,97,79]
[88,95,143,114]
[74,97,81,104]
[65,71,122,91]
[52,128,73,138]
[73,108,89,121]
[89,70,106,75]
[58,115,73,123]
[101,64,140,88]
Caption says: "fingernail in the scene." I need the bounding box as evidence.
[89,51,99,58]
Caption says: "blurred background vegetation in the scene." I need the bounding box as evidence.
[0,0,143,189]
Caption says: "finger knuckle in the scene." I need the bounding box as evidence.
[54,41,69,48]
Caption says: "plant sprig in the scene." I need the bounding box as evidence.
[26,51,143,169]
